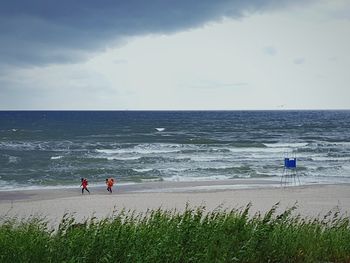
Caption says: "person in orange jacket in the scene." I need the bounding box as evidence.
[105,178,115,193]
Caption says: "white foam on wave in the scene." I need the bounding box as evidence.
[0,141,73,151]
[315,141,350,147]
[161,165,251,173]
[96,143,183,155]
[155,128,165,132]
[311,156,350,162]
[140,178,163,182]
[228,147,288,154]
[8,155,21,163]
[51,156,64,160]
[189,155,230,162]
[96,149,119,154]
[0,142,36,150]
[132,168,153,172]
[160,167,189,173]
[263,142,308,148]
[0,179,13,190]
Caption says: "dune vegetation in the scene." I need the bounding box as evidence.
[0,203,349,262]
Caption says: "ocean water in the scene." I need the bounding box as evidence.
[0,110,350,190]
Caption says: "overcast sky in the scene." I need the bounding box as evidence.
[0,0,349,110]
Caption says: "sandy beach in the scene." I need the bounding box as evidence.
[1,179,350,227]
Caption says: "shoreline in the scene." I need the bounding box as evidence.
[0,178,281,201]
[0,179,349,227]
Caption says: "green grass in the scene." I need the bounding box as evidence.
[1,203,350,262]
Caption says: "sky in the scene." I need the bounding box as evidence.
[0,0,349,110]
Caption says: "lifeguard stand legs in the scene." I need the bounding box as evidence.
[281,167,300,186]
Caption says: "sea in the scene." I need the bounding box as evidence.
[0,110,350,191]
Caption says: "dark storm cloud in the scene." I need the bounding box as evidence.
[0,0,298,66]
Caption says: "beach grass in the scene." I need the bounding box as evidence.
[0,203,349,262]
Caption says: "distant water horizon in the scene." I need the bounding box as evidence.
[1,110,350,190]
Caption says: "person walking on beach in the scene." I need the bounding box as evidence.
[81,178,90,194]
[106,178,115,193]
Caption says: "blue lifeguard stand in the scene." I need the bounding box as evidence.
[281,156,300,186]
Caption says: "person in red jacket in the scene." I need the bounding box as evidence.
[80,178,90,194]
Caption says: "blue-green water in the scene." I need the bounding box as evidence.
[0,111,350,190]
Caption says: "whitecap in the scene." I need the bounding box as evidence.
[160,167,188,172]
[228,147,288,154]
[133,168,153,172]
[8,156,20,163]
[155,128,165,132]
[0,142,35,150]
[263,142,308,148]
[311,156,350,162]
[96,143,182,155]
[51,156,64,160]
